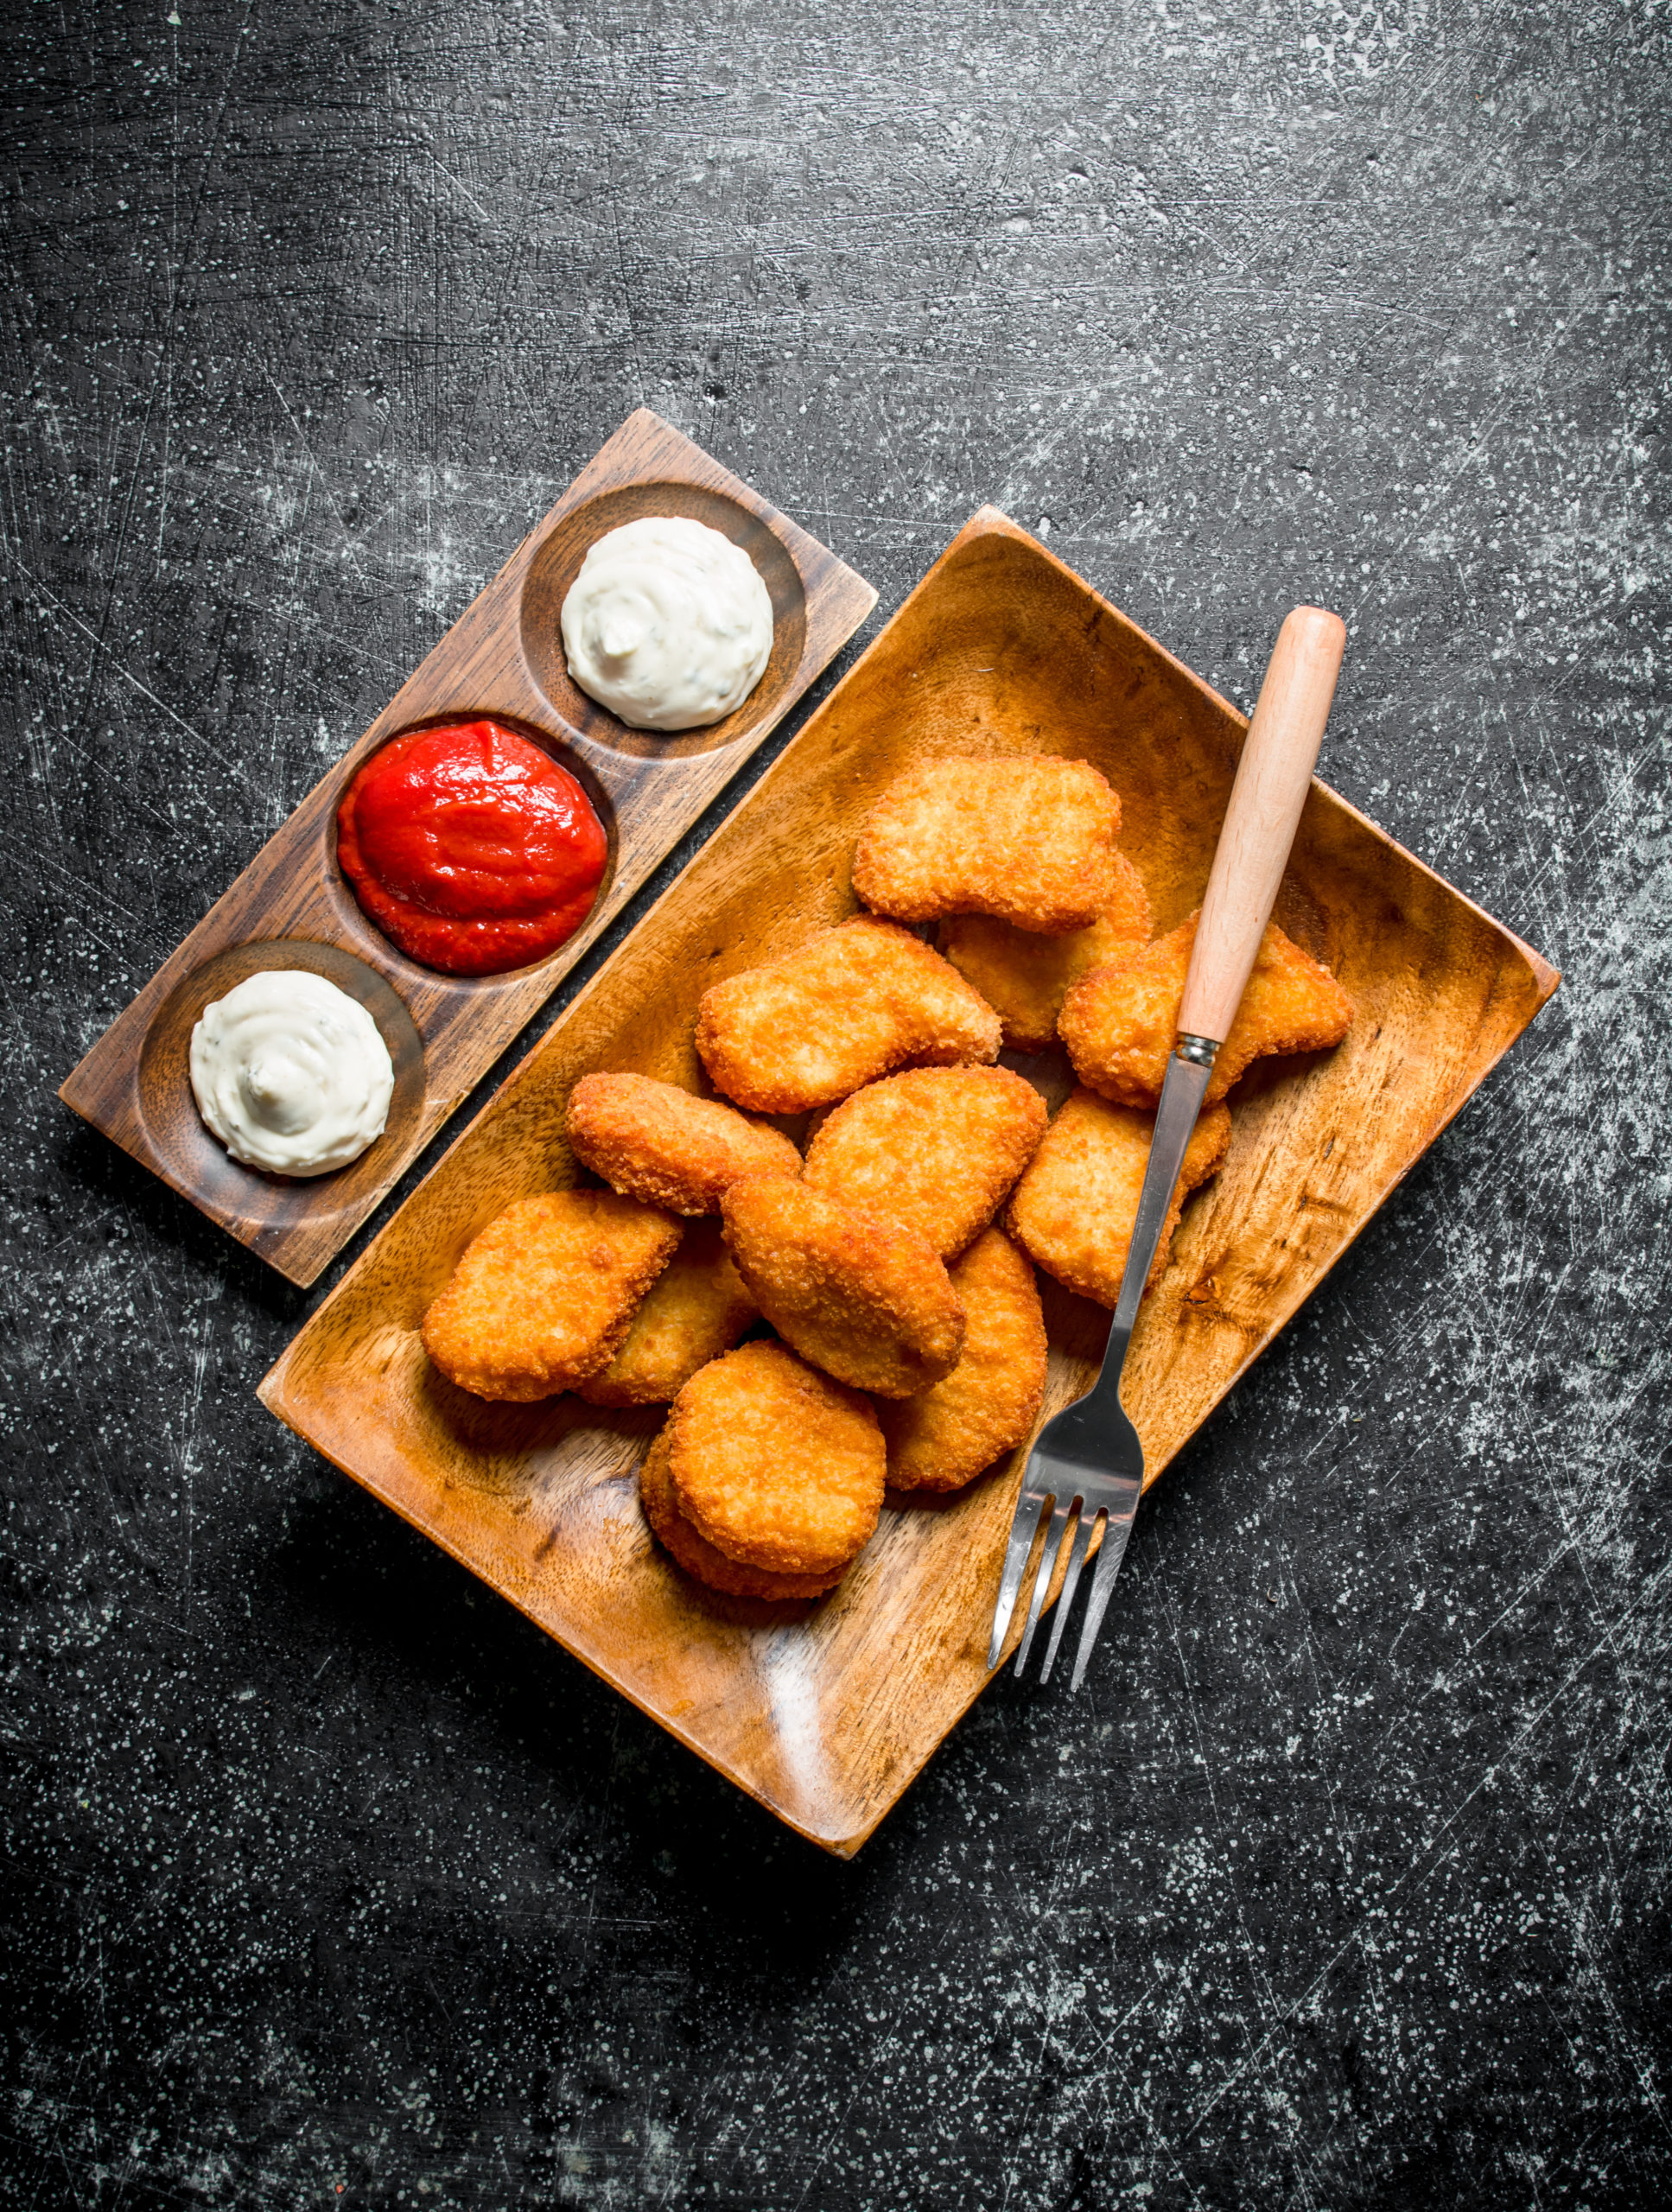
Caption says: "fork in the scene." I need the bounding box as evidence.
[989,605,1347,1691]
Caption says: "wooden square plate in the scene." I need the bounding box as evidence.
[58,410,875,1286]
[258,508,1558,1854]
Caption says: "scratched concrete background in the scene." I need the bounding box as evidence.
[3,0,1669,2205]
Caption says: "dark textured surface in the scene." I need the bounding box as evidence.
[3,2,1669,2204]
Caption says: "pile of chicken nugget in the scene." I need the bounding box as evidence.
[421,754,1355,1603]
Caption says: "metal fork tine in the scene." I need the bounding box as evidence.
[986,1484,1048,1669]
[1069,1513,1135,1693]
[1014,1497,1074,1676]
[1039,1510,1098,1684]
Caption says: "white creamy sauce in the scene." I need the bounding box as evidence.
[560,514,774,731]
[188,969,394,1177]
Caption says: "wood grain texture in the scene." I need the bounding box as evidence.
[56,410,875,1287]
[1179,605,1345,1043]
[258,506,1558,1855]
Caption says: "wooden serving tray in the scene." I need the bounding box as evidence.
[58,410,876,1286]
[259,508,1558,1854]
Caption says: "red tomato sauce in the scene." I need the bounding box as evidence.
[337,721,607,977]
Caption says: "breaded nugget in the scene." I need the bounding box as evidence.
[939,849,1152,1053]
[576,1222,758,1407]
[566,1071,800,1215]
[880,1228,1048,1493]
[669,1340,885,1577]
[422,1191,680,1401]
[696,917,1001,1115]
[803,1065,1047,1258]
[1006,1090,1231,1307]
[1059,912,1355,1108]
[851,755,1121,934]
[721,1176,966,1398]
[639,1427,841,1599]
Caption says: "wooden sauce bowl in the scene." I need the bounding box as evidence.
[59,410,876,1285]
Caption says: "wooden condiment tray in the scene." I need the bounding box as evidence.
[258,507,1558,1853]
[58,410,877,1286]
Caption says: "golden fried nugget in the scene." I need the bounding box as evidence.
[696,917,1001,1115]
[880,1229,1048,1493]
[566,1072,800,1216]
[668,1341,884,1578]
[1006,1090,1231,1307]
[421,1191,680,1402]
[1059,912,1355,1108]
[803,1065,1047,1258]
[851,755,1121,934]
[576,1223,758,1407]
[639,1428,841,1599]
[721,1176,966,1398]
[939,849,1152,1052]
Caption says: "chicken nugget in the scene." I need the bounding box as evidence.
[1006,1090,1231,1307]
[576,1222,758,1407]
[1059,912,1355,1108]
[880,1229,1047,1493]
[803,1065,1046,1258]
[669,1340,885,1578]
[696,916,1001,1115]
[852,755,1121,934]
[639,1427,842,1599]
[939,849,1152,1053]
[566,1071,800,1215]
[721,1176,966,1398]
[422,1191,680,1402]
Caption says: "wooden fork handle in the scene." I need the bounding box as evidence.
[1177,605,1346,1045]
